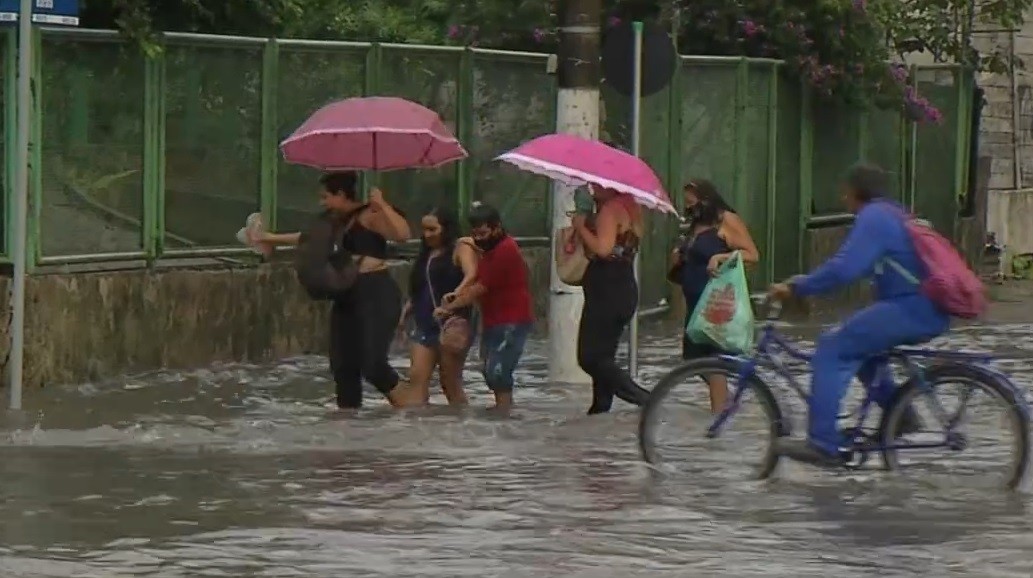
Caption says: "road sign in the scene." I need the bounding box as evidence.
[602,20,676,98]
[0,0,78,25]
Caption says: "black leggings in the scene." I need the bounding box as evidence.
[577,259,650,414]
[329,270,402,408]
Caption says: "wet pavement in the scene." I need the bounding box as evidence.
[2,320,1033,577]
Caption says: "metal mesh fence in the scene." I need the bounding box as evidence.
[376,46,461,227]
[773,73,802,280]
[2,29,971,300]
[163,40,264,250]
[469,51,554,237]
[913,67,962,235]
[39,33,146,257]
[811,103,863,215]
[275,45,368,233]
[678,62,739,203]
[600,74,676,307]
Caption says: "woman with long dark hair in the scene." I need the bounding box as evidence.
[401,207,479,405]
[253,171,424,408]
[669,179,759,412]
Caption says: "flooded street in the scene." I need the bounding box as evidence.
[2,321,1033,577]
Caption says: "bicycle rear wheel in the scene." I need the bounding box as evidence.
[639,357,786,482]
[880,363,1031,490]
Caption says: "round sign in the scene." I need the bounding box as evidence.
[601,21,677,98]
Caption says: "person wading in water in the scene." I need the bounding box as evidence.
[572,186,650,415]
[435,203,533,412]
[253,171,424,408]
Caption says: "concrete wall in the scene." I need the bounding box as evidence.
[988,188,1033,255]
[971,22,1033,249]
[0,247,550,389]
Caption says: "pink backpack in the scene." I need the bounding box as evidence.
[882,211,986,319]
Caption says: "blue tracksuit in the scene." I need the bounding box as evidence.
[790,200,950,454]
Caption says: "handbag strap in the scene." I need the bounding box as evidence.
[425,252,449,329]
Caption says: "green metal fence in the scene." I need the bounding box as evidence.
[0,27,973,309]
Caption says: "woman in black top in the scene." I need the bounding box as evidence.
[669,180,759,413]
[255,171,424,408]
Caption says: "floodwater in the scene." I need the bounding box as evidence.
[2,321,1033,577]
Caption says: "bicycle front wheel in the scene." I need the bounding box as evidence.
[639,357,786,482]
[880,363,1031,490]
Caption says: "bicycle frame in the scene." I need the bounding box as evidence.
[706,319,1013,455]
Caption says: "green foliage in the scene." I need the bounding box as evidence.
[82,0,1031,116]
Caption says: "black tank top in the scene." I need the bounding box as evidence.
[340,205,389,259]
[678,227,730,304]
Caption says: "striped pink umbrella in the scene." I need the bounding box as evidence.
[496,133,677,214]
[280,97,467,171]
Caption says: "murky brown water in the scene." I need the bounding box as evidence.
[2,322,1033,577]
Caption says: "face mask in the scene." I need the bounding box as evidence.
[474,232,504,252]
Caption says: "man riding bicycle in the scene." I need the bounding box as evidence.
[767,163,950,466]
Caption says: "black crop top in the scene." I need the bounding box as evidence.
[339,204,398,260]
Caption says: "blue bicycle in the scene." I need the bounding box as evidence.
[639,296,1031,489]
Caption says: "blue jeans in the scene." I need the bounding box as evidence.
[480,323,532,391]
[808,295,950,454]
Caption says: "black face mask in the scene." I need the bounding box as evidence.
[474,231,505,252]
[685,202,719,226]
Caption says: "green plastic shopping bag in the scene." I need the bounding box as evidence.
[685,251,755,353]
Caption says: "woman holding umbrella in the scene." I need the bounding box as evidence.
[572,187,651,414]
[254,171,425,408]
[496,133,677,415]
[256,96,469,409]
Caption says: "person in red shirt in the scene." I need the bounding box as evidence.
[435,202,533,411]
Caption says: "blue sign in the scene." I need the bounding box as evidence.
[0,0,79,26]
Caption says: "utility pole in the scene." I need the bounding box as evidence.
[549,0,600,384]
[9,0,31,410]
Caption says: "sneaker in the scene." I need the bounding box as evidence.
[774,438,845,468]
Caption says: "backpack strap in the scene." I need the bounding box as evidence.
[878,257,920,285]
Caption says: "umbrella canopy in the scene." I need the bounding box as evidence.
[280,96,467,171]
[495,133,676,214]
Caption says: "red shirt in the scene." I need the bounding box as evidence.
[476,236,534,328]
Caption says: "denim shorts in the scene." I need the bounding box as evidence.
[410,324,441,347]
[410,321,478,350]
[479,323,532,391]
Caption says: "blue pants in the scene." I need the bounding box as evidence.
[480,323,532,391]
[808,295,950,453]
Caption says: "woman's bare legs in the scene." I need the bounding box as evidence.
[409,342,438,405]
[705,373,729,414]
[437,349,469,407]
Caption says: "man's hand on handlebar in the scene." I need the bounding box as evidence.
[768,274,807,301]
[768,282,793,301]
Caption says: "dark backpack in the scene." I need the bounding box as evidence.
[293,209,365,301]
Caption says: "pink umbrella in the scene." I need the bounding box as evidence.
[496,133,677,214]
[280,96,467,171]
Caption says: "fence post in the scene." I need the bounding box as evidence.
[765,62,778,287]
[28,27,41,270]
[259,38,279,231]
[732,57,749,209]
[362,43,382,196]
[797,81,813,272]
[4,30,16,259]
[455,47,473,221]
[666,57,681,210]
[952,66,971,211]
[142,46,166,262]
[905,64,919,210]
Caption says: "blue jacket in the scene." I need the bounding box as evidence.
[791,200,926,300]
